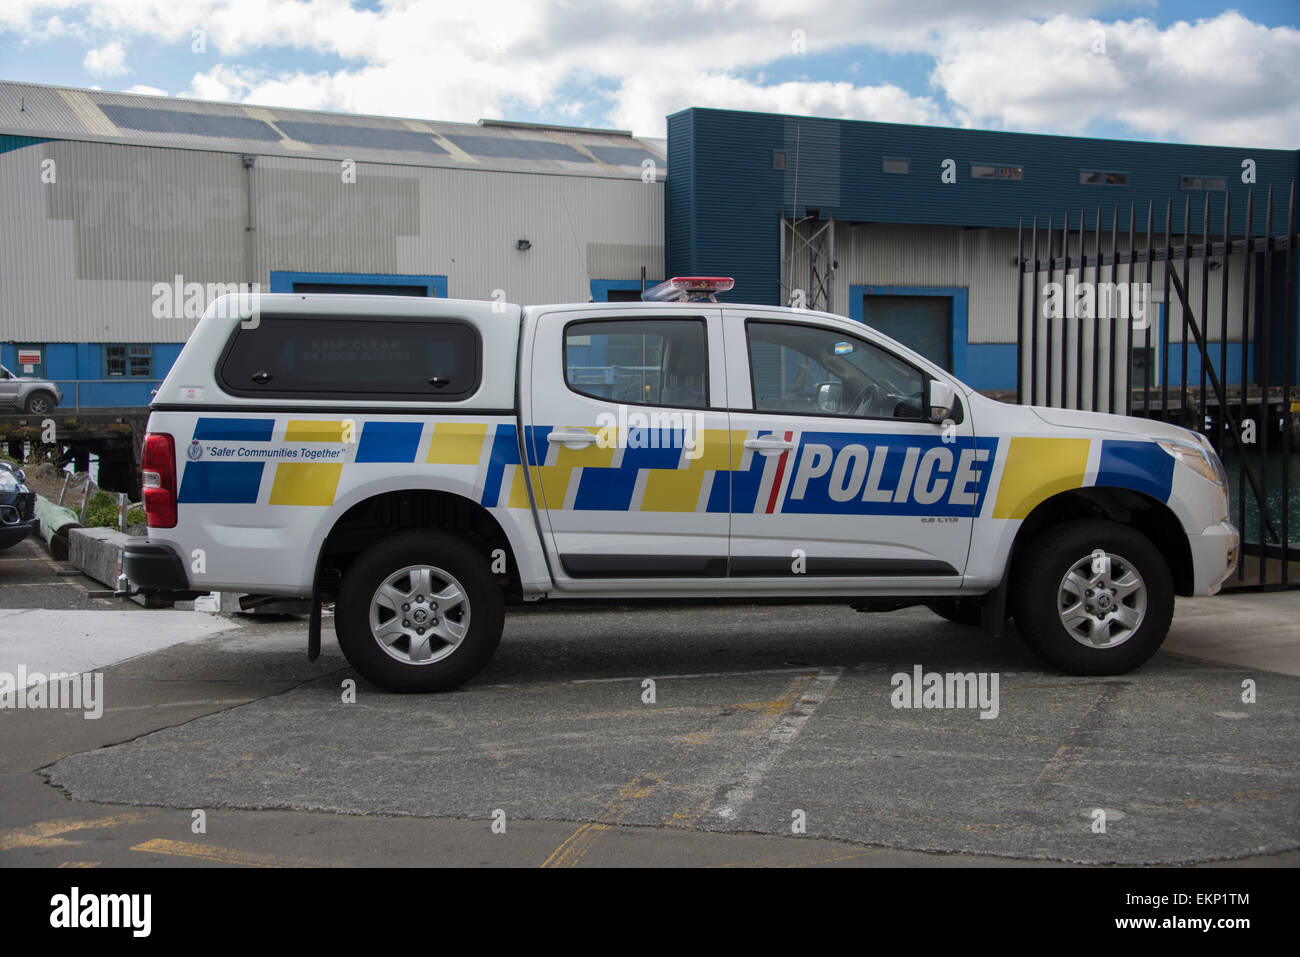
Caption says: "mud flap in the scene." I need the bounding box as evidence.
[981,571,1010,638]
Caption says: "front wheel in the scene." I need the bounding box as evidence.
[1011,519,1174,675]
[335,531,504,692]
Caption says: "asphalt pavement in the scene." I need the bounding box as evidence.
[1,535,1297,867]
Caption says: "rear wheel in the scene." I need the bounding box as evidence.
[335,531,504,692]
[24,391,55,414]
[1012,519,1173,675]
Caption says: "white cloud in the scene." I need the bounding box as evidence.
[2,2,1297,146]
[613,72,943,136]
[124,83,167,96]
[932,12,1300,148]
[83,38,128,75]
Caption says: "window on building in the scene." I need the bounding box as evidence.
[772,150,787,170]
[104,344,153,378]
[972,164,1022,181]
[564,318,708,409]
[1080,170,1129,185]
[1181,176,1226,191]
[882,157,909,175]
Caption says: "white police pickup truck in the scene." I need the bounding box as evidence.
[124,278,1238,691]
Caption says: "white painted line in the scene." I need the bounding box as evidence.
[474,666,819,690]
[570,667,816,685]
[0,609,241,684]
[708,666,843,823]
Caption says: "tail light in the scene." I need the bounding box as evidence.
[141,432,177,528]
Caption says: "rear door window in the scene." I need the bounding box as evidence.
[563,318,709,409]
[218,316,480,400]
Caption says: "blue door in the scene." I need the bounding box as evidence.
[860,295,952,371]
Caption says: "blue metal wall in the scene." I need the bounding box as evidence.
[1,342,178,410]
[667,107,1300,307]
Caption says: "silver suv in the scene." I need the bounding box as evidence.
[0,364,63,414]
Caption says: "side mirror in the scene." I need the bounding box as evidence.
[816,382,842,413]
[928,380,956,423]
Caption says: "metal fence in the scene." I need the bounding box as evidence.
[1014,182,1298,589]
[46,379,162,414]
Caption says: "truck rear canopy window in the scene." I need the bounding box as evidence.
[218,315,480,400]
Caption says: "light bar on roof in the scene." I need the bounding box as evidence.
[641,276,735,302]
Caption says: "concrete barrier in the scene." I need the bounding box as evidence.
[67,526,130,590]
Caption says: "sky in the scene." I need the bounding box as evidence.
[0,0,1297,147]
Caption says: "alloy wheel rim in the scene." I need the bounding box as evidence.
[368,564,470,665]
[1056,550,1147,649]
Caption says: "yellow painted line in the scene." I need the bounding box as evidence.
[540,822,610,868]
[130,838,312,867]
[57,861,102,868]
[715,848,879,868]
[542,775,662,868]
[0,814,149,851]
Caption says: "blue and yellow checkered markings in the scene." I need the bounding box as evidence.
[356,421,422,463]
[192,417,275,442]
[480,425,523,508]
[783,432,999,517]
[572,441,683,511]
[178,418,275,504]
[728,432,775,514]
[1096,440,1174,503]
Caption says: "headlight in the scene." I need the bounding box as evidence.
[0,470,19,492]
[1157,439,1225,486]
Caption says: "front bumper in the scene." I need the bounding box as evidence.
[122,540,205,599]
[1189,520,1239,596]
[0,516,37,549]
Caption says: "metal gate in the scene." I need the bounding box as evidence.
[1013,183,1298,589]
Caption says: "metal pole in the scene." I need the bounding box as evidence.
[1015,219,1025,404]
[1238,189,1255,581]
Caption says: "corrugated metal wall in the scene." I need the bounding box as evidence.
[0,139,662,343]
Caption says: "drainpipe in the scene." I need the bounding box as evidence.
[242,155,257,286]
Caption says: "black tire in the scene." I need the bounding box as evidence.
[24,391,56,414]
[926,597,985,627]
[335,530,504,692]
[1011,519,1174,675]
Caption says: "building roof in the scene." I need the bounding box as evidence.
[0,80,666,179]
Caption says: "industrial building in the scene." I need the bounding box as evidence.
[667,108,1299,393]
[0,80,665,408]
[1,82,1297,408]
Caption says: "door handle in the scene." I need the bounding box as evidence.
[547,430,599,447]
[744,437,795,453]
